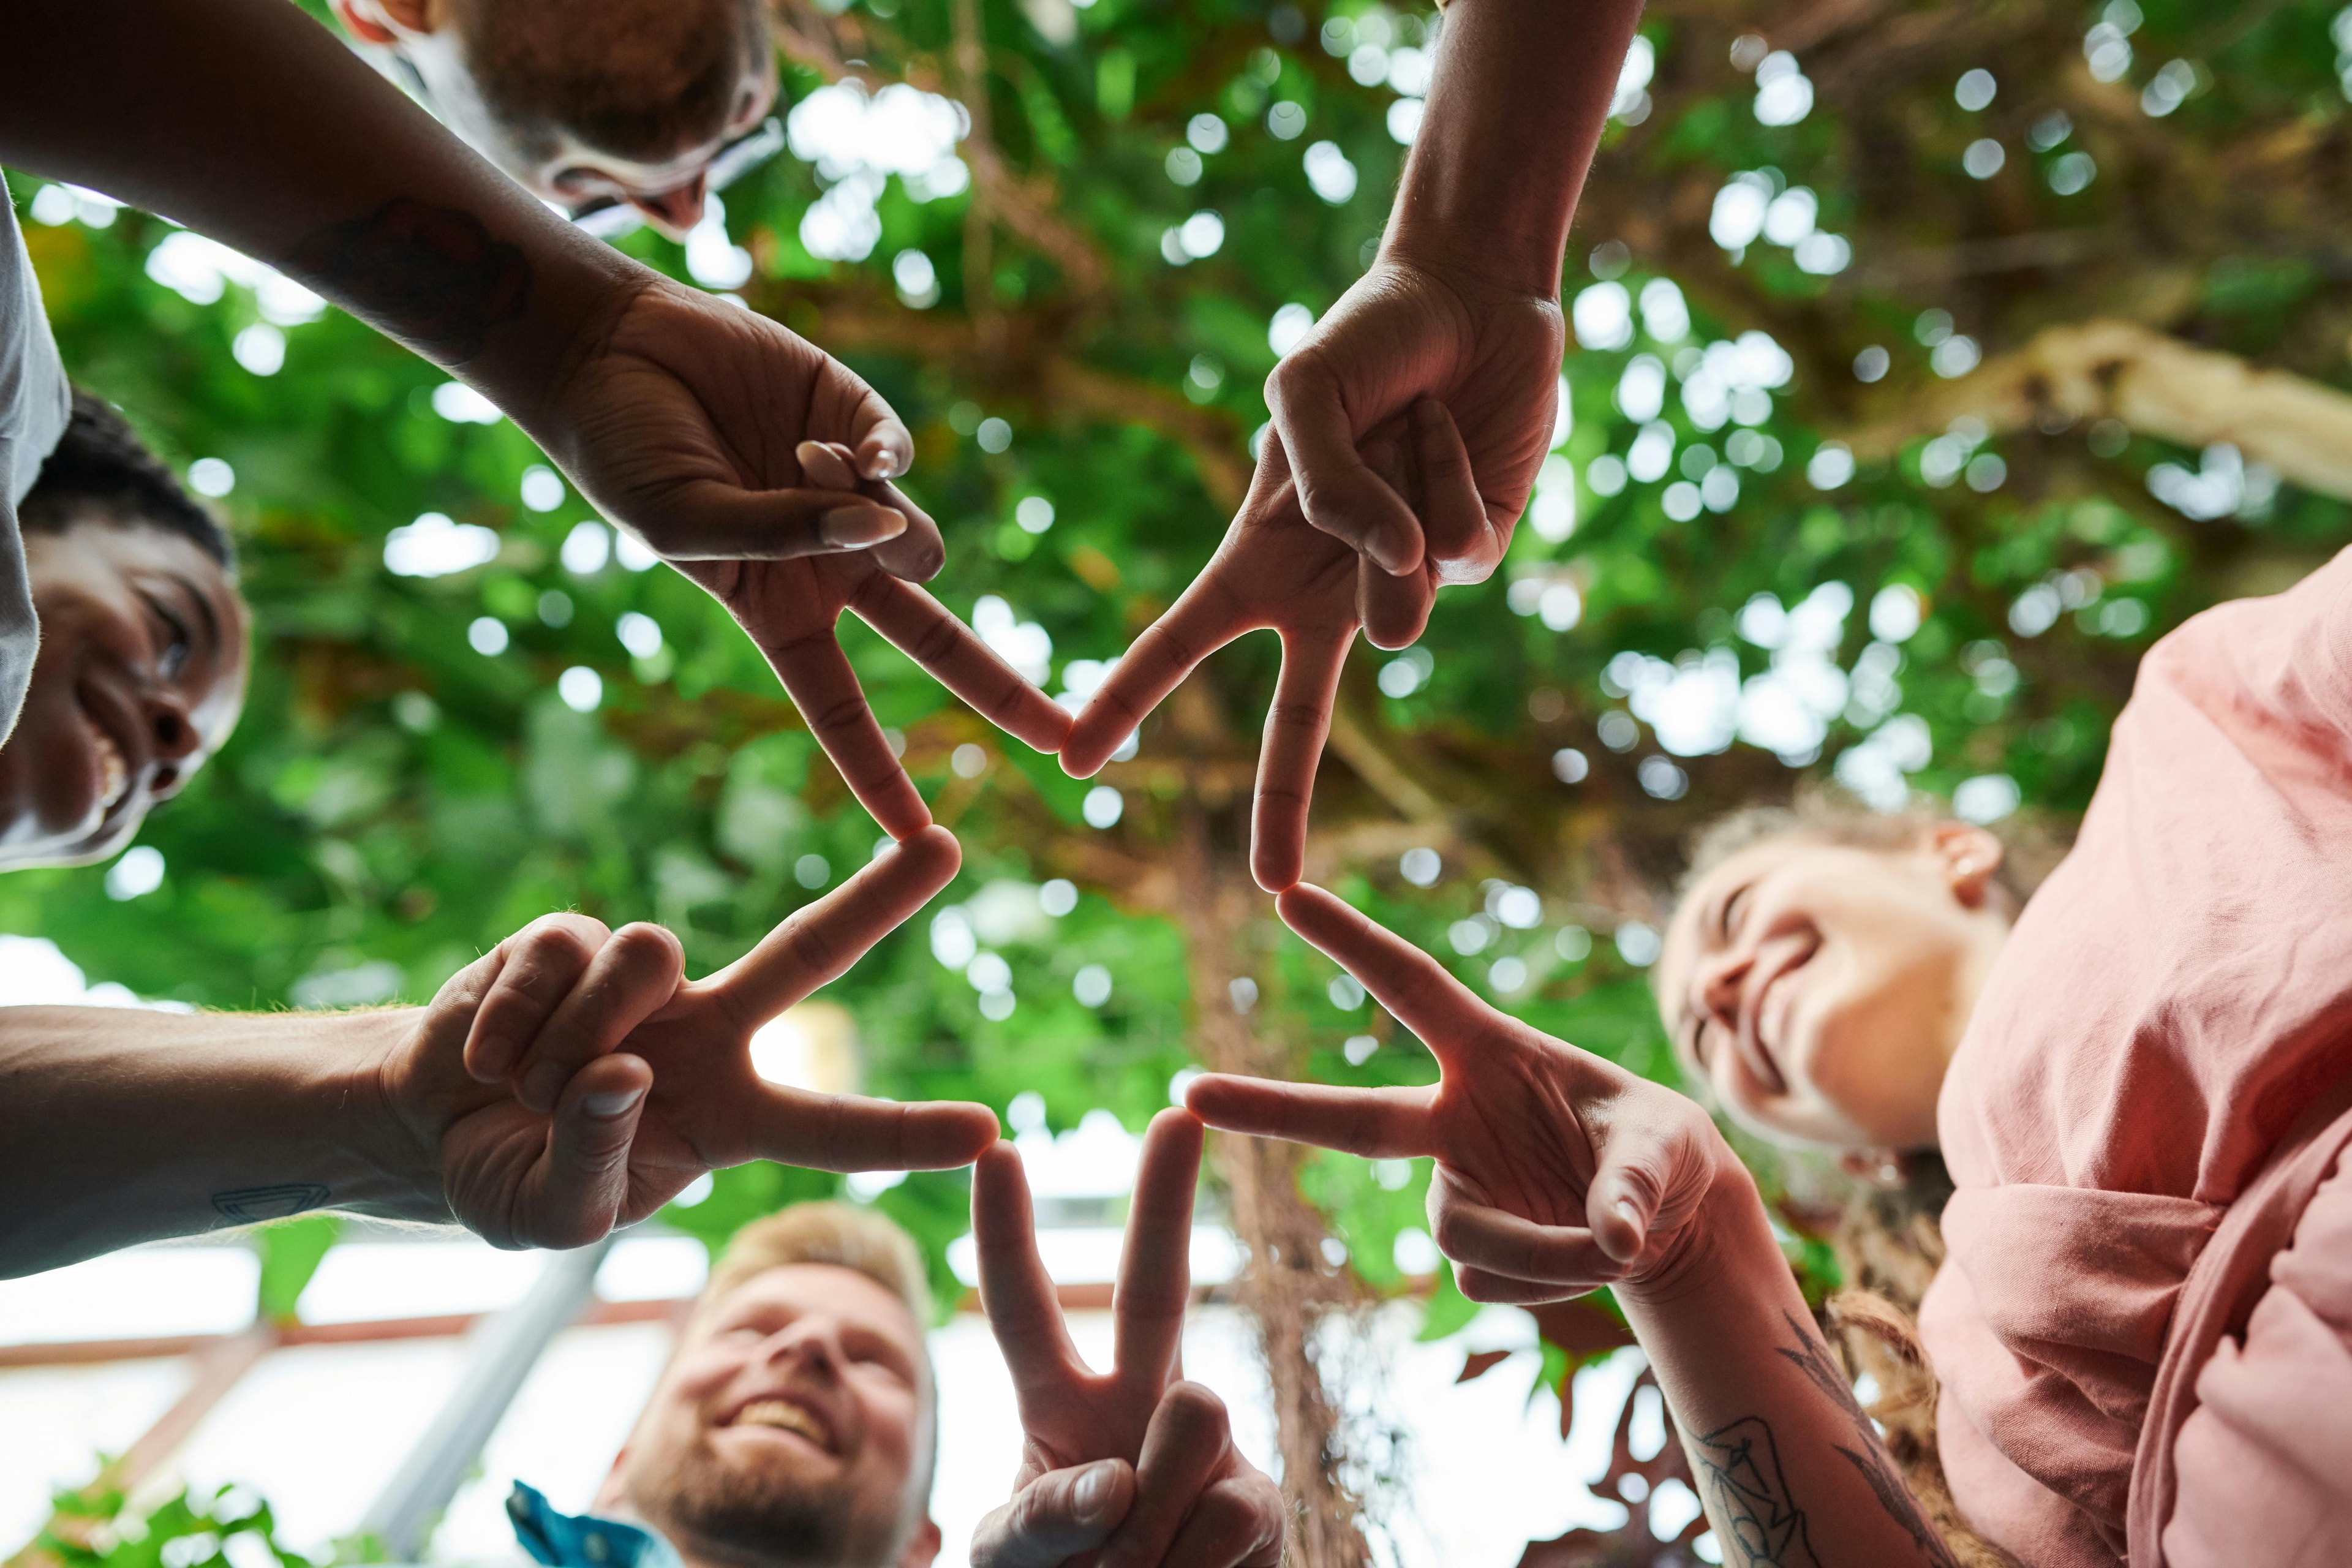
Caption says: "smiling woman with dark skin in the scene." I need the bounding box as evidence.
[0,391,248,869]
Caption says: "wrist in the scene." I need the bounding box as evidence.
[461,239,646,439]
[1380,214,1566,301]
[312,1007,450,1224]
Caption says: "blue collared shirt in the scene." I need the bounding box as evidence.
[507,1482,684,1568]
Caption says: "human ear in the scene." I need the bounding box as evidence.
[590,1446,633,1512]
[894,1515,941,1567]
[1928,822,2005,908]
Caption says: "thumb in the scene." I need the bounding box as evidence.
[1586,1149,1665,1265]
[524,1053,652,1250]
[971,1460,1135,1568]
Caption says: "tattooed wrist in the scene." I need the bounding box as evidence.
[288,198,529,362]
[1694,1414,1819,1568]
[1773,1310,1960,1568]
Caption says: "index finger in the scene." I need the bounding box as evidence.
[973,1138,1085,1400]
[1113,1109,1204,1389]
[1249,627,1351,894]
[744,1083,1000,1172]
[1273,883,1496,1056]
[849,576,1072,755]
[699,825,961,1027]
[755,604,934,839]
[1183,1075,1436,1159]
[1063,555,1254,777]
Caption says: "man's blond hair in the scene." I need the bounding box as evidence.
[699,1200,934,1329]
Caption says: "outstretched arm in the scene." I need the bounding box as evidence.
[0,1003,420,1279]
[0,829,1000,1278]
[1189,886,1959,1567]
[0,0,931,573]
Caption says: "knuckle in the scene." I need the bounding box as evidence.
[609,922,685,981]
[1454,1264,1498,1303]
[809,693,875,738]
[516,925,598,982]
[1264,699,1328,733]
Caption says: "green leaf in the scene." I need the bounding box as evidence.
[255,1213,341,1324]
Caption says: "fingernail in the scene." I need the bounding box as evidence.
[584,1084,646,1118]
[1615,1198,1645,1234]
[1074,1461,1118,1521]
[821,505,907,548]
[472,1035,515,1078]
[520,1061,568,1112]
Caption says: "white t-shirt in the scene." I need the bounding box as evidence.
[0,193,73,750]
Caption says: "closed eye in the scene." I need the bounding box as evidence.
[1720,883,1754,942]
[141,592,191,680]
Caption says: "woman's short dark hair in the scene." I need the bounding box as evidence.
[18,388,233,571]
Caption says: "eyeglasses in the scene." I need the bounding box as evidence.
[567,116,786,237]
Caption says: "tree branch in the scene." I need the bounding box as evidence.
[1845,318,2352,500]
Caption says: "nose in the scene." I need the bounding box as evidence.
[1691,944,1753,1042]
[631,175,709,236]
[145,692,202,797]
[761,1316,845,1378]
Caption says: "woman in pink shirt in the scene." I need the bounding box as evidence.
[1187,549,2352,1567]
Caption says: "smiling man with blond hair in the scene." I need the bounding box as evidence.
[511,1116,1283,1568]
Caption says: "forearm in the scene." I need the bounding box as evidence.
[1384,0,1646,293]
[0,1005,438,1278]
[1621,1171,1958,1568]
[0,0,635,421]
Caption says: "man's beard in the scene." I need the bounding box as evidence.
[634,1441,864,1567]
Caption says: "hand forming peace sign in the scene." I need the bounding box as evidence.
[371,826,1000,1251]
[677,435,1072,842]
[1061,404,1483,894]
[684,440,1075,840]
[1186,886,1741,1308]
[968,1109,1284,1568]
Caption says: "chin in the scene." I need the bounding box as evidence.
[0,801,126,872]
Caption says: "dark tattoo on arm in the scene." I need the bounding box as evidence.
[211,1184,330,1224]
[1773,1309,1961,1568]
[288,198,529,361]
[1692,1415,1819,1567]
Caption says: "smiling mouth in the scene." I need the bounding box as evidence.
[89,725,130,815]
[1742,950,1817,1097]
[729,1398,835,1453]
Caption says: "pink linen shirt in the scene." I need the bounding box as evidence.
[1921,546,2352,1567]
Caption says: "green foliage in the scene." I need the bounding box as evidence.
[43,1480,316,1568]
[254,1215,342,1324]
[9,0,2352,1358]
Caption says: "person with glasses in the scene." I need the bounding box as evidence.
[330,0,780,239]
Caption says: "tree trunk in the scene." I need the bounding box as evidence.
[1174,797,1373,1568]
